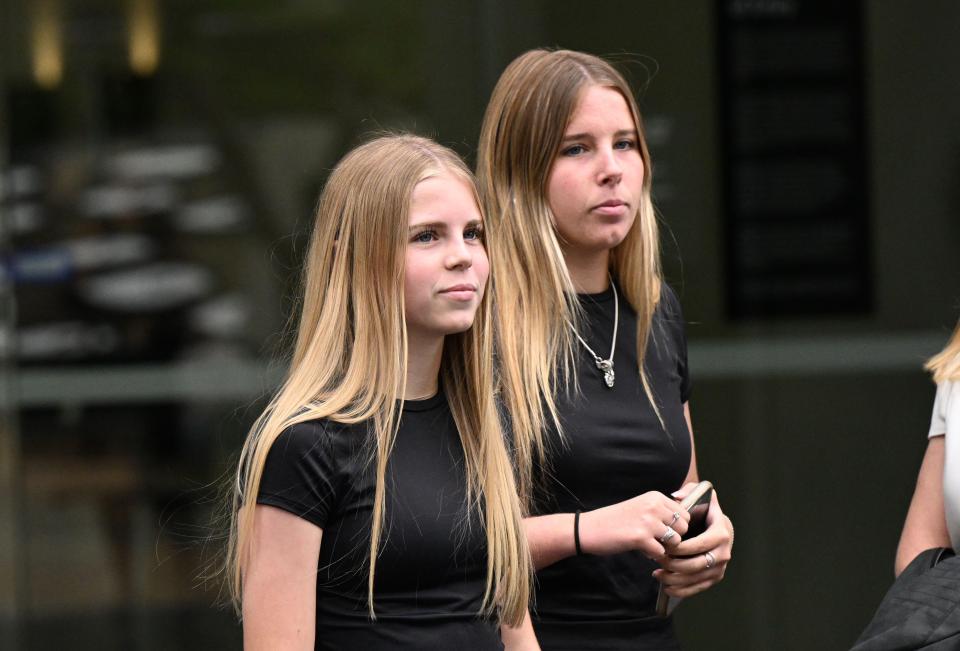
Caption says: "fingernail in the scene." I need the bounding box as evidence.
[671,491,683,498]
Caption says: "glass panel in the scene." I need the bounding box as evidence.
[0,1,435,647]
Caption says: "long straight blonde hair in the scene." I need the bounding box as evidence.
[226,134,530,626]
[477,49,664,509]
[926,318,960,382]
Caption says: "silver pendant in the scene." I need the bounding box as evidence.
[597,359,615,388]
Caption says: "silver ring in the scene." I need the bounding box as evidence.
[704,550,716,569]
[659,526,677,544]
[669,512,681,526]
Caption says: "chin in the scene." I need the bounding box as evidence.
[412,315,477,338]
[588,231,629,252]
[586,221,632,249]
[440,317,476,335]
[606,234,630,250]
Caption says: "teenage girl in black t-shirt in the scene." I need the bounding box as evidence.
[225,135,537,650]
[477,50,736,649]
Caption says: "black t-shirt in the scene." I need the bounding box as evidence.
[257,391,503,651]
[530,283,692,651]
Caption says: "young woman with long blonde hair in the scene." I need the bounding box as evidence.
[226,134,536,650]
[896,318,960,573]
[477,49,734,649]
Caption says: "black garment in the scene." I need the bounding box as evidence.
[257,391,503,651]
[851,547,960,651]
[531,283,693,651]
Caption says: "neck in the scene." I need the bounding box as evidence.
[563,247,611,293]
[404,330,443,400]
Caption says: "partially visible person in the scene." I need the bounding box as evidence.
[896,317,960,575]
[225,134,536,650]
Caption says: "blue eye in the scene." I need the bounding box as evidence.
[464,226,484,241]
[412,230,437,243]
[561,144,585,156]
[614,139,636,150]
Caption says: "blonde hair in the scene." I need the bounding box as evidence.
[477,49,663,508]
[225,134,530,626]
[926,318,960,382]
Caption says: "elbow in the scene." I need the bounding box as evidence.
[894,540,908,577]
[893,556,905,578]
[894,540,917,578]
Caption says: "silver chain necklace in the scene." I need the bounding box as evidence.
[571,280,618,388]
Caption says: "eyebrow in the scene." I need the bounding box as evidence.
[408,219,482,232]
[560,129,638,143]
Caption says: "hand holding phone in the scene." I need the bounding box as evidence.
[654,480,713,617]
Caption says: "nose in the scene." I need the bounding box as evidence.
[444,236,473,271]
[597,146,623,186]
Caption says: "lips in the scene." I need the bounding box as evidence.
[438,284,478,301]
[440,284,476,293]
[594,199,626,209]
[591,199,629,216]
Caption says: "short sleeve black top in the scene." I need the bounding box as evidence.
[257,391,503,651]
[529,283,692,651]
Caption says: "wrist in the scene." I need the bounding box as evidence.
[573,511,583,556]
[574,509,595,556]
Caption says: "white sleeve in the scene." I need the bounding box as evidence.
[928,381,951,439]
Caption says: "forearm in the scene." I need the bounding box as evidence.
[895,437,950,576]
[524,513,576,570]
[896,491,950,575]
[896,502,951,575]
[682,402,699,485]
[500,609,540,651]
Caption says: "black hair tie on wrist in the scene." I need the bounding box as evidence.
[574,510,583,556]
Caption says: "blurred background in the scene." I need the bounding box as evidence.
[1,0,958,649]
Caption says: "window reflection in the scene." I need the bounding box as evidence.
[4,1,428,647]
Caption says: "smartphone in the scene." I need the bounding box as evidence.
[654,480,713,618]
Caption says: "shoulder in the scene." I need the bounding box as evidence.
[929,380,959,439]
[273,419,329,453]
[654,281,688,339]
[656,282,684,319]
[275,419,327,446]
[268,417,363,463]
[258,418,360,526]
[939,381,960,416]
[935,381,959,410]
[260,416,368,491]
